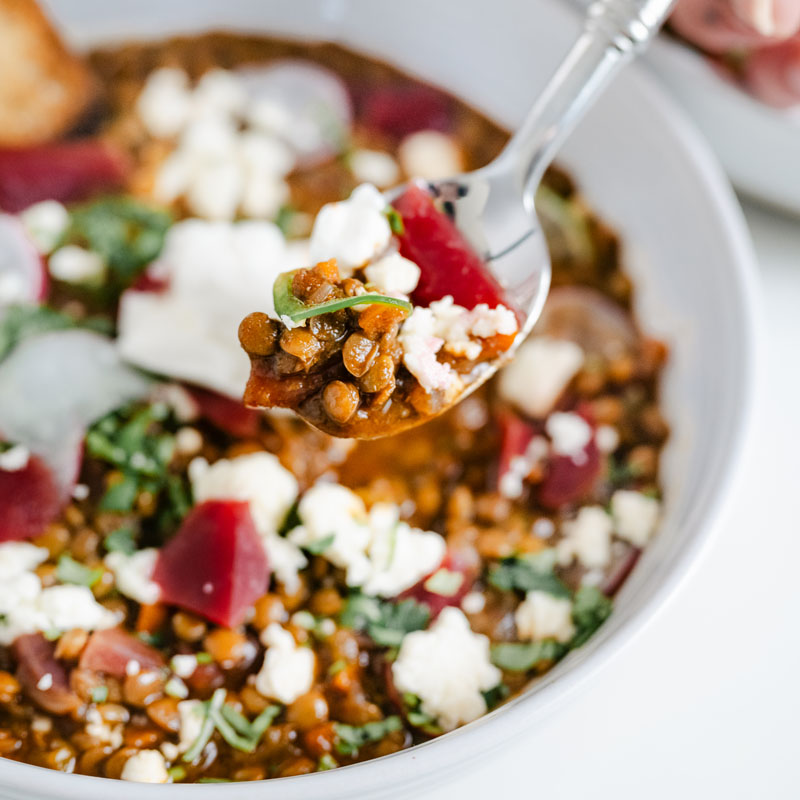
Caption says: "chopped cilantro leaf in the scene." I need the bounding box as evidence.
[482,683,510,709]
[318,753,338,771]
[570,586,613,647]
[385,206,405,235]
[334,716,403,756]
[195,652,213,665]
[488,551,570,598]
[167,765,186,782]
[103,526,137,555]
[56,554,104,588]
[304,533,335,555]
[490,640,567,672]
[90,686,109,704]
[340,594,430,647]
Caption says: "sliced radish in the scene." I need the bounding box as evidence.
[742,40,800,108]
[535,286,637,360]
[0,214,47,307]
[0,330,151,497]
[0,140,129,214]
[0,454,62,542]
[239,60,352,167]
[79,627,164,677]
[400,548,479,617]
[393,184,515,311]
[188,386,262,439]
[14,633,80,715]
[153,500,270,628]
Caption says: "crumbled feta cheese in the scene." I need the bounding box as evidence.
[185,160,244,221]
[392,608,501,732]
[121,749,170,784]
[117,218,289,398]
[72,483,90,500]
[193,69,249,119]
[105,549,161,605]
[160,742,180,762]
[0,543,47,580]
[557,506,613,570]
[177,699,205,754]
[363,251,421,297]
[361,504,445,598]
[136,68,193,139]
[174,427,203,456]
[348,149,400,188]
[515,590,575,643]
[611,490,661,547]
[86,707,123,748]
[308,184,392,275]
[595,425,620,453]
[498,436,548,500]
[290,483,371,586]
[170,654,198,679]
[532,518,556,539]
[545,412,593,461]
[398,130,463,181]
[256,624,315,704]
[461,591,486,614]
[498,336,585,418]
[240,172,290,220]
[0,445,30,472]
[20,200,69,255]
[36,673,53,691]
[37,586,119,632]
[191,451,298,534]
[48,245,105,284]
[126,660,141,677]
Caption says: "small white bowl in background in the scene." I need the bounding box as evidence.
[647,36,800,215]
[16,0,760,797]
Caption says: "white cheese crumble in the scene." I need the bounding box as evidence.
[290,484,445,597]
[255,624,315,704]
[174,427,203,456]
[117,218,289,398]
[515,590,575,643]
[170,654,198,679]
[611,490,661,547]
[595,425,620,453]
[191,451,306,590]
[461,591,486,615]
[545,411,593,461]
[363,251,421,297]
[498,435,548,500]
[177,699,205,754]
[120,749,170,784]
[392,608,501,732]
[48,245,105,284]
[86,707,123,749]
[0,444,30,472]
[398,130,464,181]
[308,184,392,275]
[348,148,400,188]
[498,336,584,418]
[19,200,69,255]
[136,67,193,139]
[105,549,161,605]
[0,542,118,645]
[36,673,53,691]
[557,506,613,570]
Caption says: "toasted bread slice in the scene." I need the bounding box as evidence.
[0,0,95,147]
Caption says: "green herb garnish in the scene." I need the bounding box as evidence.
[64,197,171,287]
[182,691,222,763]
[339,593,430,647]
[490,639,567,672]
[166,765,186,782]
[385,206,405,235]
[103,526,137,556]
[488,550,570,598]
[90,686,109,704]
[482,683,510,710]
[333,716,403,756]
[272,270,412,325]
[423,568,464,597]
[56,554,104,588]
[303,533,335,555]
[570,586,613,648]
[318,754,338,771]
[195,652,213,665]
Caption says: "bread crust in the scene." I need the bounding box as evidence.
[0,0,95,147]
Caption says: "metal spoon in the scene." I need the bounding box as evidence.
[268,0,676,437]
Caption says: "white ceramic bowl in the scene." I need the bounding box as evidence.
[648,36,800,215]
[9,0,759,797]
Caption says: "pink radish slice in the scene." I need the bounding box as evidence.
[0,330,150,498]
[742,40,800,108]
[238,60,353,166]
[79,627,164,677]
[14,634,80,715]
[534,286,637,360]
[0,214,46,308]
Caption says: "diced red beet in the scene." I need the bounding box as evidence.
[13,634,80,715]
[0,454,63,542]
[394,184,514,312]
[357,84,452,139]
[601,544,641,597]
[79,627,164,677]
[188,386,262,439]
[130,268,169,293]
[0,139,129,213]
[495,410,538,490]
[154,500,269,628]
[400,548,479,618]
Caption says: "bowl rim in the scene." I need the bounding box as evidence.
[0,19,763,800]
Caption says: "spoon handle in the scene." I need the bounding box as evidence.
[504,0,677,207]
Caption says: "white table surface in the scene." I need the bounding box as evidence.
[416,200,800,799]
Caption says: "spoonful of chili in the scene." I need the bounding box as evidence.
[238,0,676,439]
